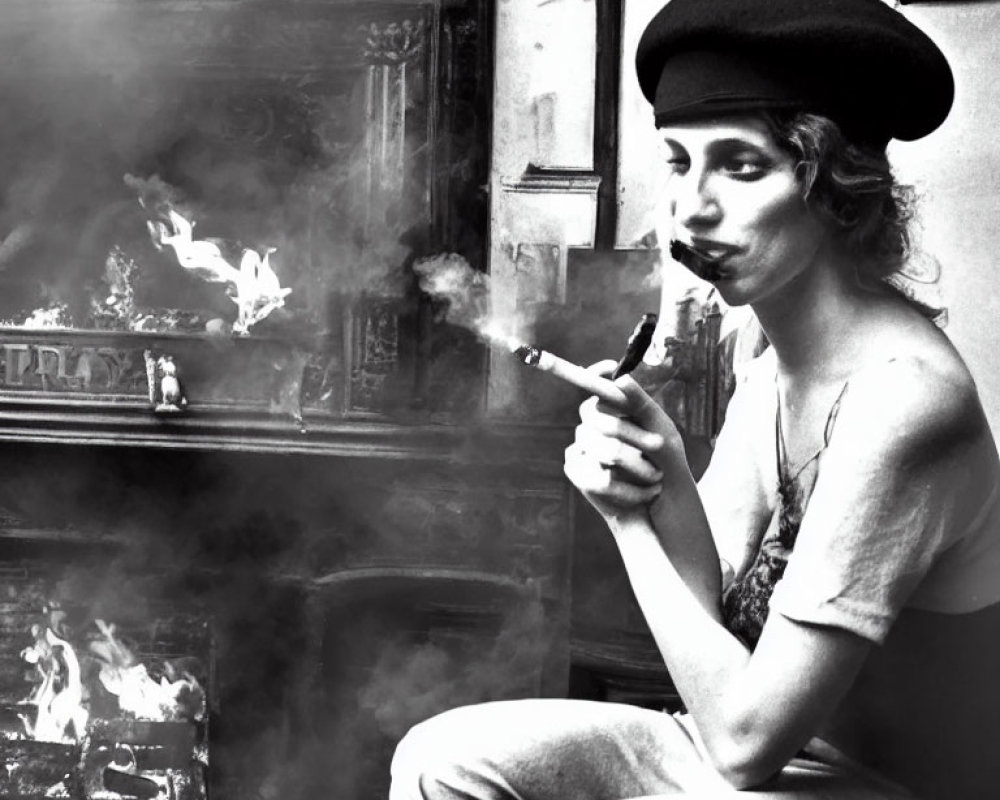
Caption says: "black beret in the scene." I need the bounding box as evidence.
[636,0,954,145]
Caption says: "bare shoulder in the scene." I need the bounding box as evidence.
[842,344,987,457]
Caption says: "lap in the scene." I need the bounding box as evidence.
[389,699,914,800]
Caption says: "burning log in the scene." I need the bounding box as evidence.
[86,719,197,753]
[0,740,79,799]
[89,619,206,723]
[102,766,160,799]
[82,720,205,799]
[12,613,209,798]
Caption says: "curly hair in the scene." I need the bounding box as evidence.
[764,111,915,283]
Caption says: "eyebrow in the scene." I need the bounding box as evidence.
[661,136,770,152]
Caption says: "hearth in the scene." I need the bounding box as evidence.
[0,438,572,800]
[0,521,211,799]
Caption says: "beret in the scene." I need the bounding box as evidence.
[636,0,954,146]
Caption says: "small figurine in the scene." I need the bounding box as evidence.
[143,351,187,413]
[157,356,186,412]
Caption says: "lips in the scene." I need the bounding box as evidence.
[669,239,734,281]
[689,237,743,259]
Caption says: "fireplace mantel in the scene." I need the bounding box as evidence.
[0,397,571,465]
[0,327,570,464]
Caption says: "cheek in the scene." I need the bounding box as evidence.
[652,191,676,245]
[748,192,818,256]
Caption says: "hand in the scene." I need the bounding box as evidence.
[563,361,686,521]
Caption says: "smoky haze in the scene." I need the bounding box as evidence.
[0,0,411,327]
[0,4,669,799]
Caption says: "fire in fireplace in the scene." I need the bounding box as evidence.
[0,531,211,800]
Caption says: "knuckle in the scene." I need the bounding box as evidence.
[579,396,599,416]
[588,359,618,376]
[600,439,625,468]
[646,433,666,452]
[614,441,631,466]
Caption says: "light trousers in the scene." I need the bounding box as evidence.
[389,699,915,800]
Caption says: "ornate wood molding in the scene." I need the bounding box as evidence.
[0,0,436,78]
[0,402,570,470]
[0,328,565,463]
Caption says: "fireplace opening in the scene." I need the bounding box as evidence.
[0,536,212,800]
[0,522,551,800]
[0,440,571,800]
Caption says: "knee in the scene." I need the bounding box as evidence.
[390,717,430,788]
[389,712,465,800]
[391,705,516,800]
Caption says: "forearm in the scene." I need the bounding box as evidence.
[642,458,724,613]
[609,514,763,782]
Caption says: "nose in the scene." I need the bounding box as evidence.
[667,167,721,232]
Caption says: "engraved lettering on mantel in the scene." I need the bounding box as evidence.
[0,343,143,395]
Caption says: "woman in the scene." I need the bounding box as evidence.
[390,1,1000,797]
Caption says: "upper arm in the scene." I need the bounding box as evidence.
[770,358,989,640]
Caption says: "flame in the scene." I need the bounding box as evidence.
[19,625,88,743]
[89,619,205,723]
[149,206,292,334]
[151,209,242,286]
[11,303,73,329]
[233,246,293,335]
[19,617,205,744]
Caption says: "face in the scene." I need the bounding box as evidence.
[658,114,829,308]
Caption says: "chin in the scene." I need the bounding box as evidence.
[709,279,756,308]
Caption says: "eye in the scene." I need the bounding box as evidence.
[665,156,690,176]
[720,155,769,181]
[658,139,690,175]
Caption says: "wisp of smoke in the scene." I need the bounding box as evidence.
[412,253,530,350]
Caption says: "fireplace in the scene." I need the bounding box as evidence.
[0,2,576,799]
[0,433,573,800]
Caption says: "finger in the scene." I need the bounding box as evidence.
[564,445,663,507]
[564,461,663,508]
[586,360,619,378]
[611,376,687,473]
[578,394,604,420]
[574,426,663,485]
[613,374,675,432]
[609,457,663,487]
[578,404,665,454]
